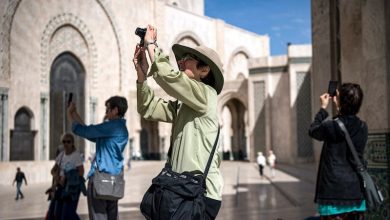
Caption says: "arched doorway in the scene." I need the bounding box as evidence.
[10,107,36,160]
[140,118,160,160]
[49,52,85,159]
[221,99,247,160]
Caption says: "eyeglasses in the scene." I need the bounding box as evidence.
[180,54,199,62]
[62,140,72,144]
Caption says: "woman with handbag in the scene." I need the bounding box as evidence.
[48,133,85,220]
[309,83,367,219]
[133,25,224,220]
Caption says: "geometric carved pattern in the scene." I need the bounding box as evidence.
[3,0,124,91]
[365,134,388,168]
[40,13,98,89]
[50,25,89,74]
[365,134,390,219]
[0,0,21,79]
[96,0,124,90]
[296,71,313,159]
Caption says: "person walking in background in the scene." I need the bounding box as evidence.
[267,150,276,178]
[133,24,224,219]
[68,96,129,220]
[13,167,27,200]
[309,83,367,219]
[256,152,266,177]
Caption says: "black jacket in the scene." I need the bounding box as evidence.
[309,108,368,205]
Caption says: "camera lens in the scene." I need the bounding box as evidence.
[135,27,147,38]
[135,27,147,45]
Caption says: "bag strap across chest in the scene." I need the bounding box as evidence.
[335,118,365,172]
[167,100,221,180]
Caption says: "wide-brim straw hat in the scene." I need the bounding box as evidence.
[172,44,224,94]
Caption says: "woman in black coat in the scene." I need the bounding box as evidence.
[309,83,367,220]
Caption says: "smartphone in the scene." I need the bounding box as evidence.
[67,93,73,106]
[328,81,338,97]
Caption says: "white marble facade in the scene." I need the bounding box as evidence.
[0,0,315,184]
[0,0,269,164]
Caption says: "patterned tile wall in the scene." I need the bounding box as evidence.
[365,133,389,219]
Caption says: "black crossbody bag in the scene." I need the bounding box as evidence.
[335,119,384,210]
[140,127,220,220]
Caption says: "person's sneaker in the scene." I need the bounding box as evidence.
[21,196,24,199]
[15,198,18,200]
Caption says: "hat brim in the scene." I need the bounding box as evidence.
[172,44,224,94]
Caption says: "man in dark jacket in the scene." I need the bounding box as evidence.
[13,167,27,200]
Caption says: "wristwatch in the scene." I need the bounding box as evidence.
[145,40,158,47]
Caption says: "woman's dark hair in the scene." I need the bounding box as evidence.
[339,83,364,115]
[200,70,216,90]
[106,96,128,117]
[197,61,216,91]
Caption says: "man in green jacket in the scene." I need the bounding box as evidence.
[133,24,224,219]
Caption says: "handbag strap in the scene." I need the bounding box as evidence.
[167,126,221,177]
[167,100,180,162]
[203,127,220,179]
[57,151,65,169]
[92,154,101,172]
[165,100,221,179]
[335,118,365,172]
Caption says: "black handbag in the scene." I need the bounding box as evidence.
[335,119,384,210]
[140,127,220,220]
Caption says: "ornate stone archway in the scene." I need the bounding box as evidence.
[10,107,36,161]
[49,52,86,159]
[40,13,98,90]
[220,98,247,160]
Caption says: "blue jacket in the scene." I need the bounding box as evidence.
[72,119,129,177]
[62,169,87,201]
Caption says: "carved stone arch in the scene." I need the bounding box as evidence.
[226,47,252,80]
[40,13,98,90]
[172,31,204,46]
[218,91,248,115]
[218,94,248,160]
[96,0,125,90]
[230,47,252,59]
[14,106,34,130]
[10,106,36,161]
[169,32,204,67]
[0,0,22,79]
[49,51,86,159]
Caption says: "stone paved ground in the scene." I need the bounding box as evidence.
[0,161,319,220]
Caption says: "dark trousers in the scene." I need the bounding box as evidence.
[47,199,56,220]
[204,197,222,220]
[87,178,118,220]
[258,165,264,176]
[55,197,80,220]
[320,211,365,220]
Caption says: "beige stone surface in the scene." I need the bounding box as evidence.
[1,0,315,182]
[0,0,269,165]
[0,161,302,220]
[248,44,312,163]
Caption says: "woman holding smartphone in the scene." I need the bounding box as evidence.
[309,83,367,219]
